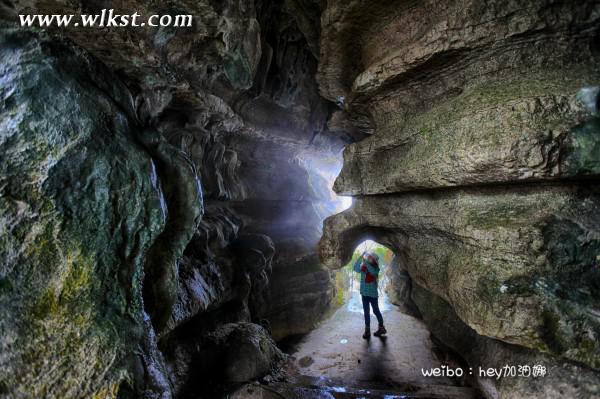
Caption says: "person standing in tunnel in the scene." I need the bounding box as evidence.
[354,251,386,339]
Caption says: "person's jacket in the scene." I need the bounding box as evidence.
[353,256,379,298]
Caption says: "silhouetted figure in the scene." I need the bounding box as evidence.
[353,252,386,339]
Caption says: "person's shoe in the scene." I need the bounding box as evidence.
[362,328,371,339]
[373,325,387,337]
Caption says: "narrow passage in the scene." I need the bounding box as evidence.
[269,242,479,398]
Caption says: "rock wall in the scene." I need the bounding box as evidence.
[0,0,342,397]
[3,0,598,397]
[318,0,600,397]
[0,25,187,397]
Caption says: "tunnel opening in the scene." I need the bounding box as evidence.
[280,237,478,396]
[333,239,394,313]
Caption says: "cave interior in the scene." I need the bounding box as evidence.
[1,0,600,398]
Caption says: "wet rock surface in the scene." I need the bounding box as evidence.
[230,291,479,398]
[229,380,476,399]
[285,292,458,390]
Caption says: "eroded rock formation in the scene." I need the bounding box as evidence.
[0,26,180,396]
[318,1,600,397]
[1,0,342,397]
[1,0,600,398]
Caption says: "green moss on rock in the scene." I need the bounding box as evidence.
[336,67,600,196]
[563,118,600,176]
[0,26,168,398]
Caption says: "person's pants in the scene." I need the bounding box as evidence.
[362,295,383,329]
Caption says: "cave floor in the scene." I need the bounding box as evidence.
[276,292,478,398]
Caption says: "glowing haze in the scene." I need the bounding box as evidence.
[295,149,353,218]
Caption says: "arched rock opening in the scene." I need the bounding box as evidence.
[319,191,600,398]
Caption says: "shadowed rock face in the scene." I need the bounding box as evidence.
[0,0,341,397]
[0,26,180,397]
[318,0,600,397]
[411,284,600,399]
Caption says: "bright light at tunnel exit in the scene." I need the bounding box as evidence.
[355,239,379,253]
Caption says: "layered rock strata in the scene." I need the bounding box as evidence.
[318,0,600,397]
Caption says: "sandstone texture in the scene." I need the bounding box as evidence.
[318,0,600,397]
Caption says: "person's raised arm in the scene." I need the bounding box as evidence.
[353,254,364,273]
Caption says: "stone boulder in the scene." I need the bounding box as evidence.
[204,322,285,383]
